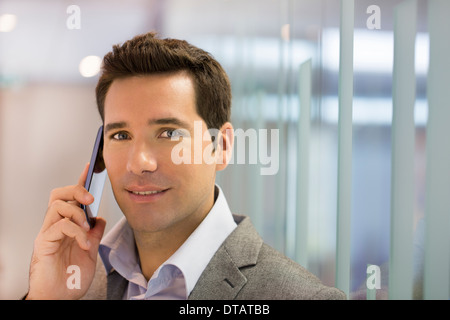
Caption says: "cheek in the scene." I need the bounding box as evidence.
[103,149,126,183]
[179,161,217,186]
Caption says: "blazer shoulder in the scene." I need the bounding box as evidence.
[224,215,345,300]
[192,214,346,300]
[240,243,346,300]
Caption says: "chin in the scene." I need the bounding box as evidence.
[120,205,177,233]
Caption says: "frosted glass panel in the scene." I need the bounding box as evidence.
[423,0,450,300]
[295,59,312,268]
[335,0,354,299]
[389,0,417,300]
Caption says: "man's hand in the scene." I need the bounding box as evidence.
[26,164,106,300]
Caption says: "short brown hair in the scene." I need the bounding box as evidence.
[96,32,231,130]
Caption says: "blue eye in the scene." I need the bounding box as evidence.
[167,130,178,138]
[112,132,129,140]
[161,129,185,139]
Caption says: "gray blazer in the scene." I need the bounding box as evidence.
[83,214,346,300]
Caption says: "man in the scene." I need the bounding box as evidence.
[26,32,346,300]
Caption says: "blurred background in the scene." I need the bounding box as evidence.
[0,0,448,299]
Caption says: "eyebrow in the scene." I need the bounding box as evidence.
[148,117,191,129]
[104,121,127,134]
[104,117,191,134]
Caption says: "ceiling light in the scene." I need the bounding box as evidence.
[0,14,17,32]
[79,55,102,78]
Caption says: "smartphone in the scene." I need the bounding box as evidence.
[81,125,107,229]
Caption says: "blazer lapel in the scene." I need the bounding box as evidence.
[188,245,247,299]
[107,269,128,300]
[189,215,263,300]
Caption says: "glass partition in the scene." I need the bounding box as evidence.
[0,0,448,300]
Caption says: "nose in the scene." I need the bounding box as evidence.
[126,141,157,174]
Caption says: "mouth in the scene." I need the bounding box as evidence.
[125,187,170,202]
[130,190,166,195]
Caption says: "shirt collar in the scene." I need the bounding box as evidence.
[99,184,237,297]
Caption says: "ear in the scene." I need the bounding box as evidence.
[215,122,234,172]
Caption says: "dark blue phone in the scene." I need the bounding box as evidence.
[81,125,107,229]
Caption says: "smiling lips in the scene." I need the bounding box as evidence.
[130,190,165,195]
[126,186,169,201]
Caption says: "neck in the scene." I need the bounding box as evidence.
[134,227,190,281]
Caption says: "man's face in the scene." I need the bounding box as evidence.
[102,73,226,234]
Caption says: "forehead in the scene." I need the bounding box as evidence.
[104,73,197,121]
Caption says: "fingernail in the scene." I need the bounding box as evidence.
[83,221,90,230]
[86,240,91,249]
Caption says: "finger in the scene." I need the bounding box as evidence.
[86,217,107,258]
[78,162,90,187]
[44,218,91,251]
[88,217,107,243]
[48,184,94,207]
[42,200,90,232]
[45,164,91,207]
